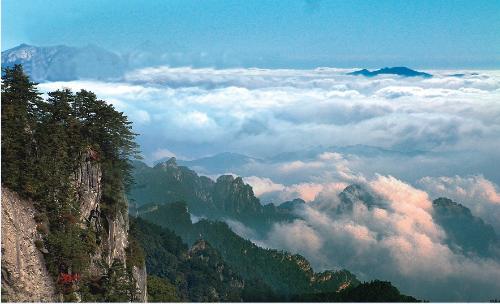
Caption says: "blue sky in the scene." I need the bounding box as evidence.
[2,0,500,68]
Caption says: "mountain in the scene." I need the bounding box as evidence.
[136,201,360,297]
[129,216,277,301]
[348,67,432,78]
[129,158,296,233]
[337,184,382,212]
[291,280,419,302]
[269,144,427,163]
[1,43,126,81]
[432,197,499,257]
[175,152,261,174]
[277,198,306,211]
[135,201,418,300]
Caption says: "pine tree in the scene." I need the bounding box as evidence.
[1,64,42,195]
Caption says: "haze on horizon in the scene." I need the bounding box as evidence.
[2,0,500,69]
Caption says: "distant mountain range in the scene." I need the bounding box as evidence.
[1,43,126,82]
[348,67,432,78]
[151,145,428,178]
[154,152,262,173]
[4,43,433,82]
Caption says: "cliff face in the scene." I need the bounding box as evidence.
[1,149,147,302]
[74,149,147,301]
[74,150,102,223]
[1,187,56,302]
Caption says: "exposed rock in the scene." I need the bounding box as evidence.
[2,147,148,302]
[1,187,56,302]
[73,148,102,223]
[104,210,129,266]
[74,150,147,302]
[132,265,148,302]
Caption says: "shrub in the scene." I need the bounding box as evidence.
[34,239,44,250]
[36,223,49,235]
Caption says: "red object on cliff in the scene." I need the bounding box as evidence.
[88,148,100,161]
[58,273,81,284]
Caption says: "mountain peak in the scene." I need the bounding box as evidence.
[348,66,432,78]
[166,156,177,165]
[432,197,473,217]
[216,174,235,184]
[338,184,379,211]
[278,198,306,211]
[155,157,178,169]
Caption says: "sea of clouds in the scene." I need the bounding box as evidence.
[39,66,500,300]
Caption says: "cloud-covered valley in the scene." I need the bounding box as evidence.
[39,67,500,301]
[39,67,500,176]
[261,177,500,301]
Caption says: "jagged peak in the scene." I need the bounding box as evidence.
[155,157,178,169]
[432,197,473,217]
[433,197,456,206]
[216,174,235,183]
[338,184,379,210]
[278,198,306,210]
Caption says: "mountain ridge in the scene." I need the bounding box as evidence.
[2,44,126,82]
[129,158,296,234]
[348,67,432,78]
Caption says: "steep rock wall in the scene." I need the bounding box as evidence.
[1,187,56,302]
[74,150,147,302]
[132,265,148,302]
[74,150,102,222]
[1,149,147,302]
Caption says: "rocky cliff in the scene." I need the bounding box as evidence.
[74,149,148,301]
[1,149,148,302]
[1,187,56,302]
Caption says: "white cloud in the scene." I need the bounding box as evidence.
[243,176,285,196]
[37,68,500,175]
[151,148,176,161]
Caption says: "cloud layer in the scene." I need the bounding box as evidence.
[39,66,500,300]
[38,68,500,180]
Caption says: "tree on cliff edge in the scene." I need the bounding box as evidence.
[1,64,42,195]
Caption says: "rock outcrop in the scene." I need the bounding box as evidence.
[1,187,56,302]
[132,264,148,302]
[1,148,148,302]
[74,149,147,301]
[74,149,102,223]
